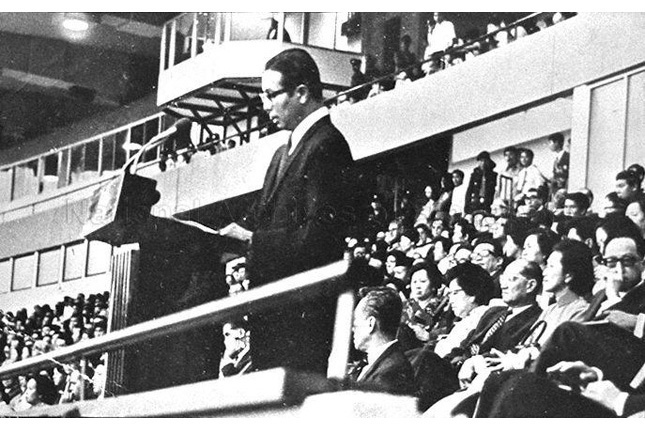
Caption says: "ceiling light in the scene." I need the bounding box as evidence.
[62,13,93,33]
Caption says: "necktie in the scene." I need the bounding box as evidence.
[469,308,512,356]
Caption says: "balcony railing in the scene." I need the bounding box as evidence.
[160,12,361,72]
[0,260,353,416]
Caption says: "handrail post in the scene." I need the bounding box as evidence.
[79,357,87,401]
[326,289,355,380]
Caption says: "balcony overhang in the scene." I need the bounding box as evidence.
[158,40,358,126]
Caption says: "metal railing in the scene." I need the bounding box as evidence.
[0,260,353,387]
[326,12,556,106]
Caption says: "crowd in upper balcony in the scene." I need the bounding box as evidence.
[0,292,109,412]
[336,12,577,104]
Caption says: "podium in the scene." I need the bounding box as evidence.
[84,173,246,395]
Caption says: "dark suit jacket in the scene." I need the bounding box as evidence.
[465,167,497,213]
[355,341,417,396]
[463,304,543,354]
[242,115,357,373]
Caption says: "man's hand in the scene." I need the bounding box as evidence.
[601,310,638,331]
[218,223,253,243]
[546,360,602,389]
[581,380,625,415]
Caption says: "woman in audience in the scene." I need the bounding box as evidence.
[398,262,446,351]
[434,262,495,358]
[13,374,57,411]
[521,228,558,269]
[433,172,455,215]
[625,197,645,239]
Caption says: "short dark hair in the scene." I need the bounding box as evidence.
[386,250,412,268]
[564,216,598,243]
[548,132,564,147]
[616,170,639,188]
[517,259,543,296]
[265,48,323,100]
[409,261,443,292]
[476,151,491,161]
[444,262,495,305]
[565,192,591,211]
[525,227,559,259]
[401,34,412,45]
[552,239,594,297]
[604,191,628,213]
[503,146,518,156]
[453,219,477,241]
[601,214,645,257]
[520,148,534,160]
[452,169,465,180]
[358,287,403,338]
[432,236,452,254]
[628,163,645,183]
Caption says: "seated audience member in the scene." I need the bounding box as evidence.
[431,236,452,265]
[398,262,446,351]
[398,228,418,259]
[563,216,599,251]
[494,239,594,367]
[346,238,384,288]
[449,169,467,217]
[465,151,497,214]
[626,197,645,239]
[470,237,505,298]
[219,320,252,378]
[384,250,413,295]
[384,219,404,252]
[348,287,417,395]
[434,263,496,358]
[500,217,529,263]
[521,228,559,269]
[416,185,437,226]
[515,148,547,204]
[14,374,57,411]
[429,215,448,240]
[602,191,627,218]
[451,219,476,247]
[412,223,433,259]
[615,169,643,205]
[490,198,510,217]
[563,192,590,218]
[452,259,543,376]
[479,228,645,417]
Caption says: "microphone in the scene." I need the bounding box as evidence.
[124,118,192,173]
[147,118,192,145]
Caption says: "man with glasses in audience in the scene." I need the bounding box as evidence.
[217,48,357,374]
[470,237,505,298]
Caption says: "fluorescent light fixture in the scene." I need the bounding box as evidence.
[62,13,91,32]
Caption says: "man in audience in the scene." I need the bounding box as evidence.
[466,151,498,214]
[217,48,358,374]
[470,237,505,298]
[453,259,543,379]
[563,192,590,218]
[450,169,467,217]
[495,146,521,203]
[515,148,547,204]
[547,133,569,195]
[350,287,416,395]
[615,170,643,205]
[219,320,252,378]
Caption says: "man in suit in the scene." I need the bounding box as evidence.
[350,287,417,395]
[218,48,357,374]
[533,222,645,389]
[451,259,542,384]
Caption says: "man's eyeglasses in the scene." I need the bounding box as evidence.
[259,88,288,104]
[601,255,641,268]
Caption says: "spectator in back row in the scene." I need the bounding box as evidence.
[547,132,569,195]
[615,170,643,205]
[515,148,547,204]
[466,151,497,214]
